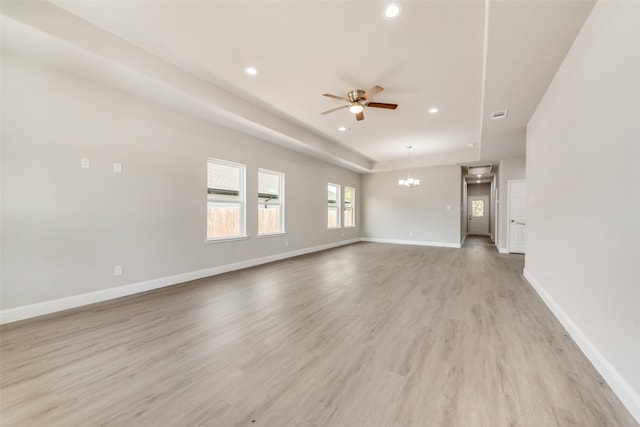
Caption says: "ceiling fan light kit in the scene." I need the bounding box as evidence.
[321,85,397,122]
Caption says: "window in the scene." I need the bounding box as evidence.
[258,169,284,235]
[328,183,341,228]
[344,186,355,227]
[472,200,485,217]
[207,158,245,240]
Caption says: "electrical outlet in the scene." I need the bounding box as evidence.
[81,158,90,169]
[113,162,122,173]
[114,265,123,276]
[285,240,289,247]
[409,232,413,237]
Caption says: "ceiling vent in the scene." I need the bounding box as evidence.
[467,165,493,175]
[491,109,508,119]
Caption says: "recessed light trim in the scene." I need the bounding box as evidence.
[384,4,401,19]
[245,66,258,76]
[428,107,439,114]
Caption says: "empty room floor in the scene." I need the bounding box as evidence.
[1,238,637,426]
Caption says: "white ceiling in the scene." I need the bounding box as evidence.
[2,0,595,173]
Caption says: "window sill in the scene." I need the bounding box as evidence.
[256,232,287,239]
[206,236,248,244]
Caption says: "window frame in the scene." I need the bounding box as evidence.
[206,157,246,242]
[257,168,285,236]
[327,182,341,229]
[344,186,356,228]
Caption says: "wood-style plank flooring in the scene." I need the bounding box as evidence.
[1,238,637,426]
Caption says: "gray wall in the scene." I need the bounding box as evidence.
[361,166,461,246]
[526,0,640,417]
[1,50,360,310]
[497,157,526,251]
[467,183,490,196]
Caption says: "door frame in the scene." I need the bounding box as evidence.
[467,194,490,236]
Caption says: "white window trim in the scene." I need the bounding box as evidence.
[328,182,341,229]
[344,186,356,228]
[258,168,285,236]
[207,157,246,241]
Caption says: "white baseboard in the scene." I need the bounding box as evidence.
[498,247,509,254]
[360,237,461,249]
[0,239,360,325]
[461,234,468,246]
[523,269,640,423]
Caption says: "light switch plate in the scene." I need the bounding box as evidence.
[81,158,90,169]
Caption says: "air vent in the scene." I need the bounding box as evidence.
[491,109,508,119]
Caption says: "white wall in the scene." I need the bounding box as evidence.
[0,50,360,314]
[526,0,640,420]
[497,157,526,251]
[361,166,461,247]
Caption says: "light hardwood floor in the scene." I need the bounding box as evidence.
[1,238,637,426]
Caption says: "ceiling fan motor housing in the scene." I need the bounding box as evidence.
[348,89,366,103]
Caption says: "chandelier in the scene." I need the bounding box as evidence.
[398,145,420,187]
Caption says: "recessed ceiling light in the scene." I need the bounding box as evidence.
[477,174,482,177]
[477,180,481,183]
[384,4,401,19]
[468,143,475,147]
[428,107,439,114]
[245,66,258,76]
[338,126,347,132]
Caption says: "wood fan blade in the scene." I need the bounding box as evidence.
[362,85,384,100]
[323,93,349,101]
[366,102,398,110]
[321,105,349,115]
[356,111,365,121]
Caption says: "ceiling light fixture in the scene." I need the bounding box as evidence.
[384,4,401,18]
[398,145,420,188]
[245,66,258,76]
[349,104,364,114]
[477,174,482,177]
[428,107,439,114]
[338,126,347,132]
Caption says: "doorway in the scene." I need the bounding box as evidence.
[468,195,490,235]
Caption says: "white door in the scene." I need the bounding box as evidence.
[468,195,489,235]
[508,180,526,254]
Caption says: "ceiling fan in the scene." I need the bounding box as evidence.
[321,85,398,121]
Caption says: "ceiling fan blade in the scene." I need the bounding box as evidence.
[323,93,349,101]
[321,105,349,115]
[362,85,384,100]
[366,102,398,110]
[356,111,365,121]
